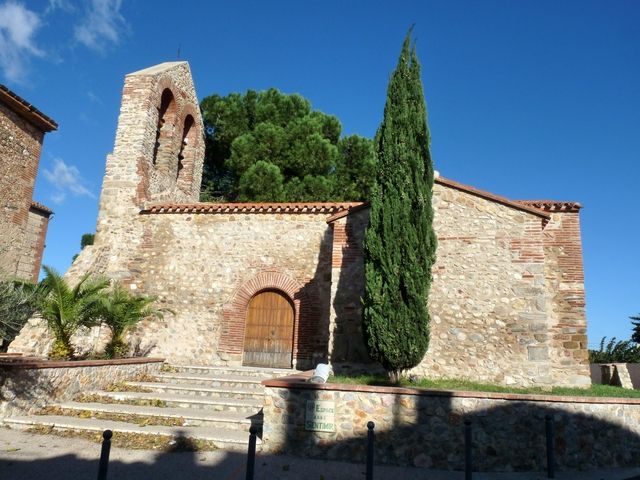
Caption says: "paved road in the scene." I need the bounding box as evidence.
[1,428,639,480]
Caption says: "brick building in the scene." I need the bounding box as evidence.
[11,62,590,387]
[0,85,56,282]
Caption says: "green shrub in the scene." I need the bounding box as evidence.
[589,337,640,363]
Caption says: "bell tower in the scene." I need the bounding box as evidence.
[95,62,204,242]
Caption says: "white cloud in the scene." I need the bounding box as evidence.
[0,1,43,83]
[74,0,126,52]
[45,0,74,14]
[50,191,67,205]
[43,158,96,203]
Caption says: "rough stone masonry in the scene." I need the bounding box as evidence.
[10,62,590,387]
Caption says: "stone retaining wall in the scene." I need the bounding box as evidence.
[262,374,640,471]
[0,358,164,416]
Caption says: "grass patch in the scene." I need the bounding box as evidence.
[25,425,217,451]
[37,406,185,427]
[75,393,168,408]
[329,374,640,398]
[104,381,152,393]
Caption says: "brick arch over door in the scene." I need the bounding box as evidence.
[220,270,321,366]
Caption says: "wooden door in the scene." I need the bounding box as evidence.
[243,290,294,368]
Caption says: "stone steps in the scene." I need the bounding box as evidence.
[125,381,264,400]
[84,390,263,413]
[157,372,265,389]
[171,364,293,378]
[3,415,257,451]
[45,401,262,429]
[1,363,297,450]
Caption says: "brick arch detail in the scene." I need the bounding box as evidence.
[220,270,318,365]
[175,103,202,192]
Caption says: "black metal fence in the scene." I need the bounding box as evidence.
[95,416,558,479]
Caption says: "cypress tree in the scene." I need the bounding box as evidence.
[362,30,437,382]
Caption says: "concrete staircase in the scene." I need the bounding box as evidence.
[2,364,294,451]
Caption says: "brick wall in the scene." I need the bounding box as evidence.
[0,98,47,280]
[15,206,51,282]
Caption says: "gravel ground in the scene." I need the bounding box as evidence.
[1,427,640,480]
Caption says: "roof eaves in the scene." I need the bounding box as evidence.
[0,84,58,132]
[435,177,550,219]
[30,201,53,216]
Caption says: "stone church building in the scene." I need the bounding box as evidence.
[12,62,590,387]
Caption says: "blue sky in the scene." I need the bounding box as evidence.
[1,0,638,346]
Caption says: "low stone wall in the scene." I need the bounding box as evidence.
[591,363,640,389]
[0,357,164,416]
[262,374,640,471]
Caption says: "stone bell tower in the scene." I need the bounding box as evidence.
[70,62,205,281]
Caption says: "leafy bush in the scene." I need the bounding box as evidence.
[589,337,640,363]
[98,284,167,359]
[0,280,43,351]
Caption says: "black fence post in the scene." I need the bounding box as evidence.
[464,420,472,480]
[246,425,258,480]
[97,429,112,480]
[366,421,375,480]
[545,415,555,479]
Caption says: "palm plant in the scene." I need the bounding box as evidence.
[98,284,166,359]
[38,266,109,359]
[0,279,45,352]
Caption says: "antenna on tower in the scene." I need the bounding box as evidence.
[177,44,181,60]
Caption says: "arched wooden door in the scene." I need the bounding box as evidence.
[243,290,294,368]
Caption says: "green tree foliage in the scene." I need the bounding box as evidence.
[38,266,109,359]
[72,232,95,262]
[0,280,43,352]
[631,314,640,344]
[97,284,167,359]
[362,31,437,382]
[589,337,640,363]
[200,88,376,202]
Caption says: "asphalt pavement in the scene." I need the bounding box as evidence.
[1,427,639,480]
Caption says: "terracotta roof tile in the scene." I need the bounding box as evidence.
[30,201,53,215]
[141,202,366,215]
[0,84,58,132]
[515,200,582,212]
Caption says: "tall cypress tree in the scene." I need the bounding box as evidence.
[362,30,437,382]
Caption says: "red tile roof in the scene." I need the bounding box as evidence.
[0,84,58,132]
[515,200,582,212]
[141,202,366,215]
[30,201,53,215]
[141,179,581,221]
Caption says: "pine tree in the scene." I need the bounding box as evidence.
[362,30,437,382]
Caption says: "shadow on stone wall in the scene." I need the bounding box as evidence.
[328,210,374,373]
[294,226,333,370]
[278,386,640,472]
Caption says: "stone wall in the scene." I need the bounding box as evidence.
[15,205,51,281]
[0,358,163,416]
[262,375,640,471]
[118,209,336,368]
[0,93,53,282]
[328,181,590,387]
